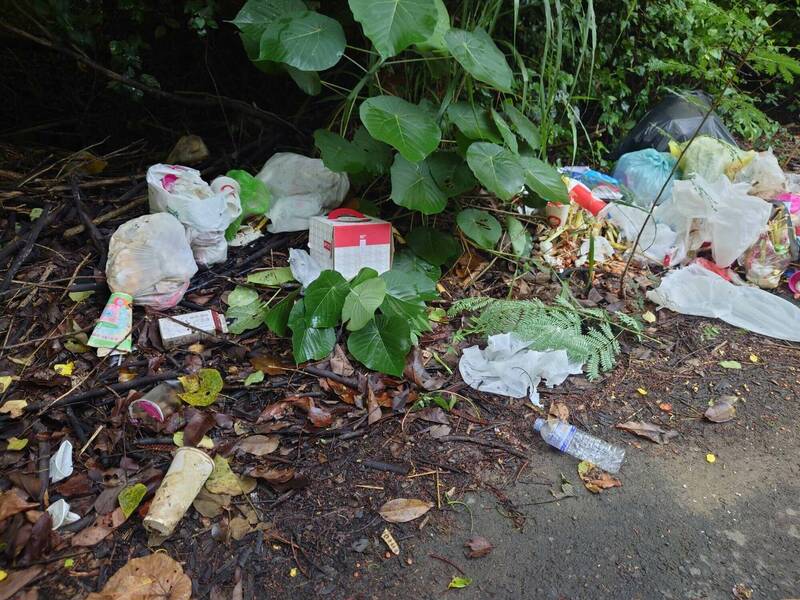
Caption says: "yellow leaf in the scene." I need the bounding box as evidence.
[0,399,28,418]
[204,455,256,496]
[68,291,94,303]
[706,453,716,464]
[0,570,6,582]
[54,362,75,376]
[64,558,75,569]
[642,311,656,323]
[637,388,648,396]
[0,375,14,393]
[289,568,298,578]
[118,483,148,518]
[178,369,223,406]
[172,432,214,449]
[749,354,759,363]
[6,437,28,451]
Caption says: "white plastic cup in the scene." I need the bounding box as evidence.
[143,447,214,537]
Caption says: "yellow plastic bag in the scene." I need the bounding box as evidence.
[669,136,755,181]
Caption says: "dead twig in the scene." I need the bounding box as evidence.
[438,435,528,460]
[63,196,146,238]
[0,203,51,294]
[429,553,466,576]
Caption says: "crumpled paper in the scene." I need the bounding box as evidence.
[47,498,81,530]
[49,439,74,483]
[459,333,584,407]
[575,236,615,267]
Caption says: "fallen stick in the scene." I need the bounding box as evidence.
[438,435,528,460]
[0,203,51,294]
[304,365,360,390]
[362,459,410,475]
[429,553,466,576]
[63,196,146,238]
[32,371,179,410]
[70,177,106,267]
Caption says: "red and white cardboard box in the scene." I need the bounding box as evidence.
[309,209,393,279]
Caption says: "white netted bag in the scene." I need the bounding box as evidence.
[255,153,349,233]
[106,213,198,309]
[147,164,242,265]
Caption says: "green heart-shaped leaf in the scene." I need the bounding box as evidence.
[360,95,441,163]
[349,0,439,59]
[390,154,447,215]
[247,267,295,286]
[519,155,569,204]
[490,108,518,154]
[263,290,299,336]
[258,10,345,71]
[445,27,513,91]
[232,0,306,58]
[347,315,412,376]
[406,227,461,266]
[288,299,336,363]
[303,270,349,327]
[428,151,477,197]
[504,102,540,150]
[466,142,525,201]
[505,216,532,257]
[446,103,501,143]
[457,208,502,249]
[342,277,386,331]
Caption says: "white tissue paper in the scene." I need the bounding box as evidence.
[459,333,584,407]
[47,498,81,530]
[49,439,73,483]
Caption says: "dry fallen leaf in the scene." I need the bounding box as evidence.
[246,467,295,485]
[320,378,358,405]
[367,393,382,426]
[704,397,737,423]
[0,400,28,419]
[86,553,191,600]
[330,344,355,377]
[616,420,678,444]
[548,402,570,422]
[464,535,493,558]
[249,355,292,376]
[403,348,446,391]
[204,456,257,496]
[577,461,622,493]
[307,400,333,428]
[182,410,216,447]
[192,488,231,519]
[0,490,38,522]
[228,516,252,541]
[0,567,42,600]
[378,498,433,523]
[71,521,115,547]
[237,435,280,456]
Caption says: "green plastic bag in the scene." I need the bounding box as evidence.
[224,170,271,240]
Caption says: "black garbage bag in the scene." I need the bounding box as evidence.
[610,90,737,160]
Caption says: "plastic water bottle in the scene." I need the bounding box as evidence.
[534,418,625,473]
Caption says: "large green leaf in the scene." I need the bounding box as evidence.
[264,291,299,336]
[392,249,440,282]
[347,315,412,376]
[505,216,532,257]
[288,300,336,363]
[232,0,306,58]
[350,267,379,287]
[504,102,540,150]
[490,108,518,154]
[414,0,450,52]
[406,227,461,266]
[360,96,441,162]
[314,128,392,175]
[445,27,513,92]
[465,142,524,201]
[303,270,349,327]
[353,127,393,175]
[390,154,447,215]
[227,300,267,334]
[286,65,321,95]
[428,151,477,197]
[519,155,569,204]
[342,277,386,331]
[348,0,439,59]
[457,208,502,249]
[381,268,438,302]
[258,10,345,71]
[446,103,501,143]
[247,267,294,286]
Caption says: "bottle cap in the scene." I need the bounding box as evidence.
[533,418,545,432]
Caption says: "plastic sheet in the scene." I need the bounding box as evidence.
[106,214,198,309]
[602,203,678,266]
[656,176,772,268]
[647,263,800,342]
[47,499,81,530]
[147,164,242,265]
[288,248,323,288]
[574,236,614,267]
[613,149,679,207]
[256,153,349,233]
[611,90,737,160]
[459,333,584,407]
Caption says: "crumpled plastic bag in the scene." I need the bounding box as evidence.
[256,153,349,233]
[574,236,614,267]
[106,213,198,309]
[459,333,584,407]
[613,149,679,207]
[50,439,73,483]
[288,248,323,289]
[147,164,242,265]
[734,149,786,199]
[669,136,755,181]
[739,212,792,289]
[647,262,800,342]
[602,203,678,266]
[656,176,772,267]
[47,498,81,530]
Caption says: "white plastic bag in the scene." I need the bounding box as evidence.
[106,213,198,309]
[647,263,800,342]
[574,236,614,267]
[602,203,678,266]
[734,149,786,199]
[459,333,584,407]
[656,176,772,268]
[47,499,81,530]
[147,164,242,265]
[256,153,349,233]
[288,248,323,289]
[49,439,74,483]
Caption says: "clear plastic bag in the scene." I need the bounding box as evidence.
[734,149,786,199]
[256,153,349,233]
[611,90,737,160]
[669,136,755,181]
[656,176,772,267]
[106,213,198,309]
[147,164,242,265]
[647,262,800,342]
[613,149,679,207]
[739,212,792,289]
